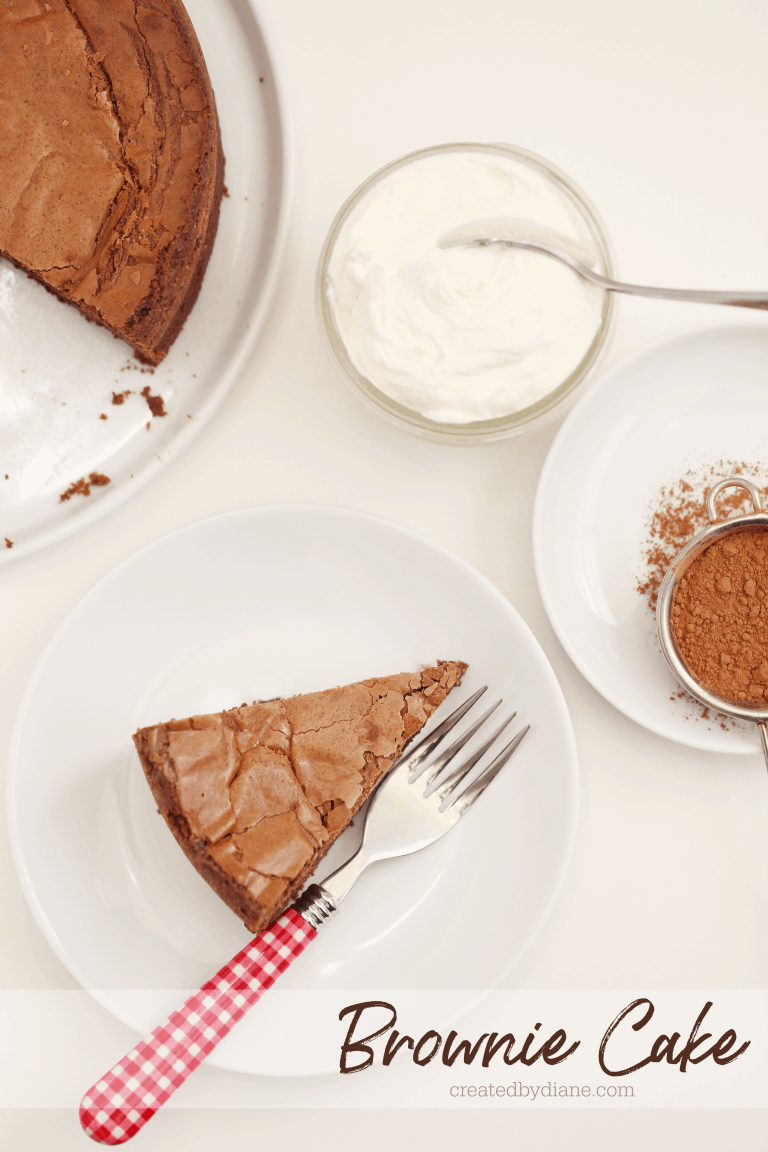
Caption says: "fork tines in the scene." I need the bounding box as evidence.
[445,723,530,814]
[399,684,529,812]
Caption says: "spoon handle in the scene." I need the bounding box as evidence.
[558,257,768,307]
[438,230,768,308]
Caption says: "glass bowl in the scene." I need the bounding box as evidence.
[315,142,617,445]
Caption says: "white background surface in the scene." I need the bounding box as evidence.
[2,0,767,1147]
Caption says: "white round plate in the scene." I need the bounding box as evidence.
[9,506,577,1076]
[0,0,291,564]
[534,322,768,755]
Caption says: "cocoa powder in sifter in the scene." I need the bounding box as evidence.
[672,527,768,703]
[637,463,764,612]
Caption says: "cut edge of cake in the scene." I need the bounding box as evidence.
[0,0,225,366]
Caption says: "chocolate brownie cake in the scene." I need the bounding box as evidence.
[0,0,224,365]
[134,661,467,933]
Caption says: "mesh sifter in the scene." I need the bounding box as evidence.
[656,475,768,772]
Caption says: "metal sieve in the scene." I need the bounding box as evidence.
[656,475,768,772]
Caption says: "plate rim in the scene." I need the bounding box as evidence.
[8,502,579,1074]
[0,0,295,567]
[533,319,768,754]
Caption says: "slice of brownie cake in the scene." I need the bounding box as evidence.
[133,661,467,933]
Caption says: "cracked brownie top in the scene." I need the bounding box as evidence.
[0,0,223,364]
[134,661,467,931]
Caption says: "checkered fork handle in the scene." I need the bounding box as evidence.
[79,909,315,1145]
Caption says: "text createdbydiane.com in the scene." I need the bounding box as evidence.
[337,998,750,1076]
[448,1082,635,1099]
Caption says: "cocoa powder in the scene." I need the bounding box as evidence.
[638,463,764,611]
[637,465,768,726]
[672,526,768,703]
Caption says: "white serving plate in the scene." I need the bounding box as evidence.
[0,0,292,563]
[534,322,768,755]
[8,506,577,1075]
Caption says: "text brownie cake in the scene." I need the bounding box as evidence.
[0,0,224,365]
[134,661,467,933]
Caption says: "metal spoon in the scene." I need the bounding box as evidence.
[437,217,768,310]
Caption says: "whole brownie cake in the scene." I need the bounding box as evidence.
[0,0,224,365]
[134,661,467,933]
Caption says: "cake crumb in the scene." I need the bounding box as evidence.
[59,472,111,502]
[4,538,13,549]
[99,413,107,420]
[111,389,133,405]
[141,385,167,417]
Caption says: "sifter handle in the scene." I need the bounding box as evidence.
[706,476,763,523]
[758,723,768,778]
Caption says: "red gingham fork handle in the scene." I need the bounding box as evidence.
[79,909,316,1145]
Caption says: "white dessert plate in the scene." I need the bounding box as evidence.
[534,322,768,755]
[9,505,577,1076]
[0,0,291,564]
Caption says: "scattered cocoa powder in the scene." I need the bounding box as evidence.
[59,472,111,503]
[673,527,768,704]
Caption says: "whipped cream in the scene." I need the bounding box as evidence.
[325,149,606,424]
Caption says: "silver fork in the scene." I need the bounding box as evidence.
[296,686,528,926]
[80,687,528,1146]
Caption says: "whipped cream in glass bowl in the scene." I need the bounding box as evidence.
[316,143,616,444]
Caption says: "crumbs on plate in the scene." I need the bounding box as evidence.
[59,472,111,503]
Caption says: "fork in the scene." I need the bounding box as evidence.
[79,686,529,1145]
